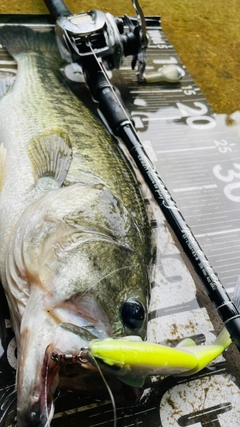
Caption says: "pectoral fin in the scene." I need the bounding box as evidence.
[28,130,72,193]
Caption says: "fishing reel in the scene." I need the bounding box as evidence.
[56,10,138,68]
[55,5,148,81]
[55,3,184,83]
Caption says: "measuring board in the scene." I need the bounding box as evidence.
[114,17,240,297]
[0,14,239,427]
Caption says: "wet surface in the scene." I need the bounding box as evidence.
[0,1,240,114]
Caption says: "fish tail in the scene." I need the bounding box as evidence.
[0,25,61,61]
[213,327,232,349]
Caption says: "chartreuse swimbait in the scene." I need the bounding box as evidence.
[88,274,240,383]
[87,328,232,381]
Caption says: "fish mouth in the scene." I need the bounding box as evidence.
[16,324,144,426]
[17,402,53,427]
[16,323,106,427]
[16,349,57,427]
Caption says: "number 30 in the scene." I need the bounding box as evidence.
[213,163,240,202]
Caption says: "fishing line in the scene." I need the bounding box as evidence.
[44,362,51,427]
[91,354,117,427]
[43,360,54,427]
[87,41,131,123]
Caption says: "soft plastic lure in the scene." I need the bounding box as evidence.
[87,279,240,384]
[87,328,232,385]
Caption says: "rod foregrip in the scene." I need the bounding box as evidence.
[98,87,129,132]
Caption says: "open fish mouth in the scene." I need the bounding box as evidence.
[17,323,144,427]
[17,351,57,427]
[16,323,107,427]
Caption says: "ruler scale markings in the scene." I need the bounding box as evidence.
[214,258,240,266]
[173,194,222,201]
[209,235,240,243]
[179,195,223,202]
[156,146,216,153]
[204,242,240,249]
[192,227,238,235]
[195,217,240,227]
[186,215,229,222]
[217,266,240,274]
[165,167,210,174]
[181,154,240,166]
[168,174,215,181]
[190,223,239,233]
[172,184,218,192]
[191,217,240,226]
[223,274,239,281]
[177,196,222,204]
[166,174,210,181]
[157,151,220,160]
[195,228,240,238]
[206,244,240,252]
[211,248,240,257]
[159,164,209,170]
[180,204,224,211]
[167,195,221,209]
[193,231,238,239]
[186,208,240,218]
[180,199,223,207]
[210,245,240,254]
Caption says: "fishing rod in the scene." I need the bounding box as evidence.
[43,0,240,351]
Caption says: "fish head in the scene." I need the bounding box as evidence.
[11,183,150,425]
[45,233,149,340]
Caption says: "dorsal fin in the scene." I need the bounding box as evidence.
[28,130,72,188]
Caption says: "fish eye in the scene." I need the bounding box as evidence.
[120,298,146,330]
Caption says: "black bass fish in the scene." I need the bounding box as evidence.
[0,26,151,426]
